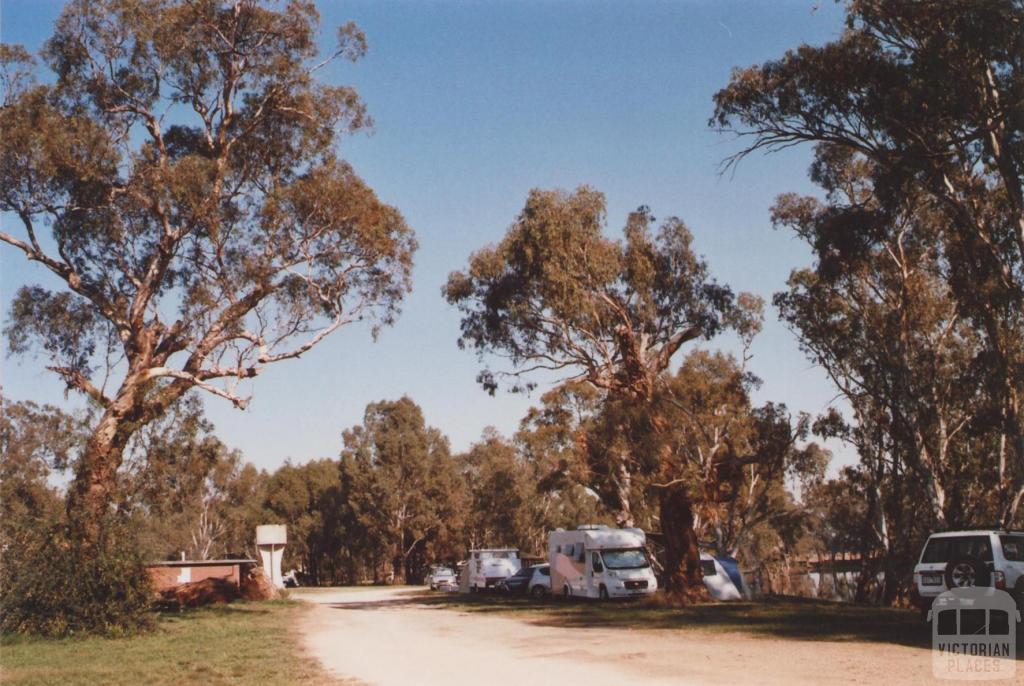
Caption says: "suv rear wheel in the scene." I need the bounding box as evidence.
[944,556,990,588]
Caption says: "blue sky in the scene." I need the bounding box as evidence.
[1,0,855,472]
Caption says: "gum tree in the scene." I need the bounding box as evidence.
[444,186,748,596]
[712,0,1024,524]
[0,0,416,541]
[339,397,461,584]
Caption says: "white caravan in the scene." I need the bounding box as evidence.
[466,548,521,591]
[549,525,658,599]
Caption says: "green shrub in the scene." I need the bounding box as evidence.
[0,517,154,637]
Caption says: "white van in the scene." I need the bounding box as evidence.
[466,548,521,592]
[549,525,658,599]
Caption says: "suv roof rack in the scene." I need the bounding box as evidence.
[934,525,1024,533]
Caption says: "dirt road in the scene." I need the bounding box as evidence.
[294,587,948,686]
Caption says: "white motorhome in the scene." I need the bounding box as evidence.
[466,548,521,592]
[549,525,658,599]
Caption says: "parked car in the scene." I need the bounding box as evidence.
[427,566,458,591]
[495,565,535,594]
[528,563,551,597]
[913,529,1024,614]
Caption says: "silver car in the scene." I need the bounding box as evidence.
[428,566,458,591]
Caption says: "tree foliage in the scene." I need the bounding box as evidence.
[0,397,84,540]
[443,187,737,399]
[713,0,1024,526]
[460,428,604,556]
[0,0,416,539]
[0,516,153,637]
[338,397,463,583]
[121,395,267,560]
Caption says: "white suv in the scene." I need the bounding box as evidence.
[913,530,1024,613]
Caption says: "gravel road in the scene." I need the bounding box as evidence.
[293,587,948,686]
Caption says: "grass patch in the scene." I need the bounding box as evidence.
[0,600,346,685]
[417,592,950,650]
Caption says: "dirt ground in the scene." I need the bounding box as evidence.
[293,587,955,686]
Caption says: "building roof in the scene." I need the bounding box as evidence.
[146,559,257,568]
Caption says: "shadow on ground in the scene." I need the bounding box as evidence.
[362,591,1022,655]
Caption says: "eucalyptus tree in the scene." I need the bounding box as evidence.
[713,0,1024,524]
[772,154,996,529]
[0,0,416,540]
[339,397,462,583]
[444,186,752,595]
[659,351,825,560]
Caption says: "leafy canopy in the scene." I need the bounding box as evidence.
[0,0,416,413]
[443,186,738,398]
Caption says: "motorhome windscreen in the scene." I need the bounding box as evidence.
[601,549,649,569]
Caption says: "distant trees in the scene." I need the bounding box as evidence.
[338,398,464,583]
[263,460,343,583]
[0,0,415,543]
[0,397,83,540]
[120,395,263,560]
[459,431,531,551]
[2,387,615,588]
[657,351,827,561]
[459,428,604,556]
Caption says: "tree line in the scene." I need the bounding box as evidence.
[0,384,817,589]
